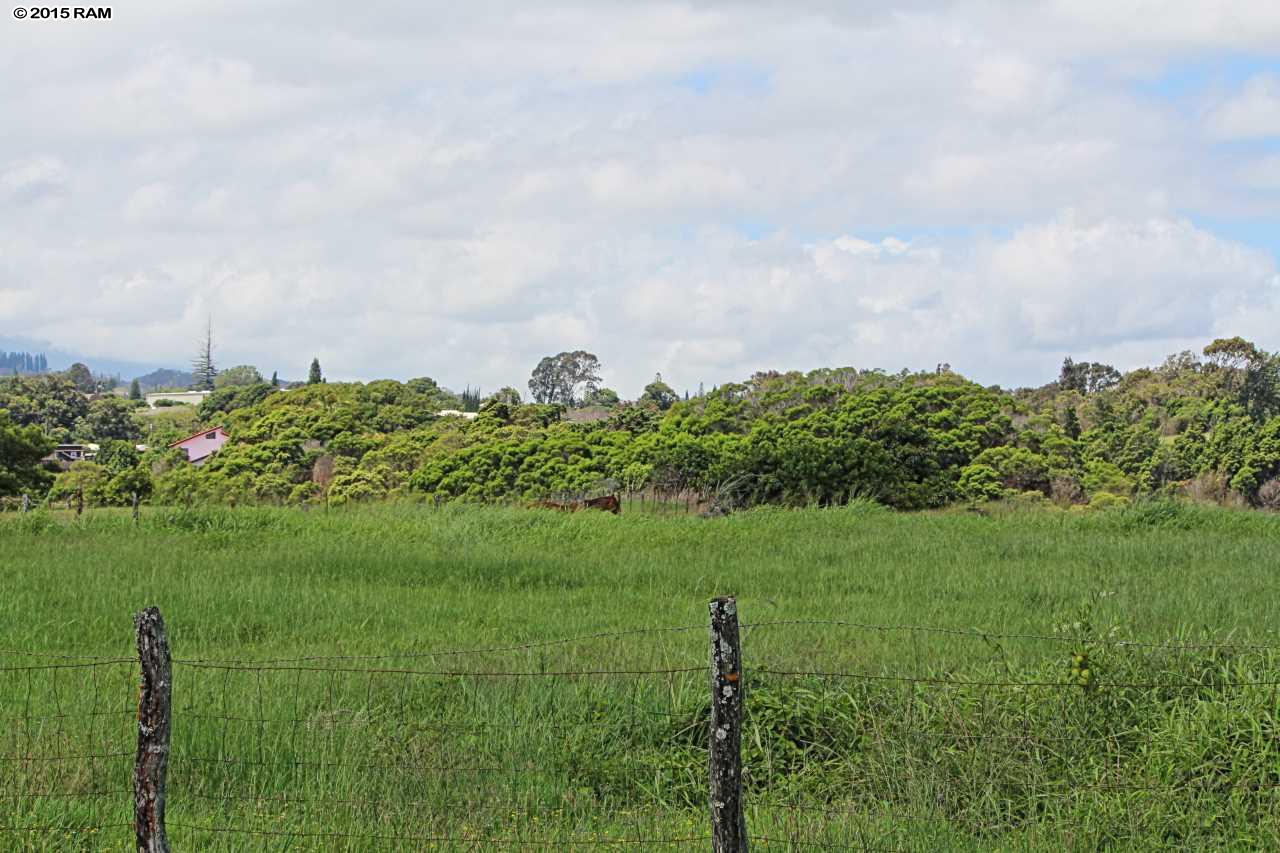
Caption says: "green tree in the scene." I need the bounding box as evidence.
[489,386,522,406]
[271,371,280,388]
[1059,357,1121,394]
[65,362,95,393]
[0,410,55,496]
[639,374,678,410]
[74,397,143,442]
[96,439,141,474]
[583,387,621,408]
[308,358,323,385]
[129,378,143,401]
[528,351,602,406]
[214,365,264,388]
[0,374,90,437]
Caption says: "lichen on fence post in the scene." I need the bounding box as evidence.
[134,606,172,853]
[709,596,748,852]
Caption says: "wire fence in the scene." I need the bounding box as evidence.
[5,602,1280,850]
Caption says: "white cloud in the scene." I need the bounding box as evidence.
[1206,73,1280,140]
[0,2,1276,394]
[0,157,70,205]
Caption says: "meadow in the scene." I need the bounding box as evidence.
[3,500,1280,850]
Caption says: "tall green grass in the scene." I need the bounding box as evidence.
[3,500,1279,849]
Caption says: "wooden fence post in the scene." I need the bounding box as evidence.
[75,487,83,519]
[709,596,748,852]
[134,607,172,853]
[132,491,141,524]
[21,493,29,513]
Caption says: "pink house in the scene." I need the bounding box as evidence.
[169,426,230,466]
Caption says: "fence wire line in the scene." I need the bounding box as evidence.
[0,658,135,672]
[172,623,707,666]
[0,750,133,763]
[0,822,132,834]
[177,709,682,732]
[173,661,705,678]
[9,617,1277,669]
[0,648,133,661]
[167,822,710,846]
[178,790,711,819]
[748,837,871,851]
[172,753,515,774]
[754,666,1280,689]
[742,620,1280,652]
[0,708,134,723]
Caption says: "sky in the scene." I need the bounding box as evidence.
[1,1,1279,395]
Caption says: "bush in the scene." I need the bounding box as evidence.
[1050,475,1086,506]
[1088,491,1131,511]
[1259,477,1280,511]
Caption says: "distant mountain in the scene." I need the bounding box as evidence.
[134,368,195,391]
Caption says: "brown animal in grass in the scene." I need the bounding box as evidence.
[532,494,621,515]
[581,494,621,514]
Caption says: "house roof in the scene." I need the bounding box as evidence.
[167,425,228,448]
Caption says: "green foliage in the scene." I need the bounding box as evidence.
[639,374,678,410]
[72,396,142,442]
[48,457,153,507]
[489,386,523,406]
[1082,459,1135,498]
[0,374,89,438]
[95,439,140,474]
[308,357,323,385]
[0,409,55,496]
[64,362,95,393]
[528,350,602,406]
[45,337,1280,513]
[214,364,264,388]
[582,386,620,408]
[197,382,278,420]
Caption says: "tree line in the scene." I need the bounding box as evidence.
[3,338,1279,515]
[0,351,48,374]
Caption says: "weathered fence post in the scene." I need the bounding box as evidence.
[75,487,83,518]
[134,607,172,853]
[132,491,141,524]
[709,596,748,852]
[21,493,29,513]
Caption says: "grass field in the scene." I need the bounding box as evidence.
[3,500,1280,850]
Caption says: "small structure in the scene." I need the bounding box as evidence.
[168,426,230,466]
[42,443,99,470]
[436,409,479,420]
[145,390,211,408]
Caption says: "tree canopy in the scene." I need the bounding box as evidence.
[7,337,1280,515]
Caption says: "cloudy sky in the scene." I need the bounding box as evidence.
[2,1,1279,394]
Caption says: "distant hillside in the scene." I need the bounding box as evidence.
[134,368,194,391]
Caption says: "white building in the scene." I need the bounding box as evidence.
[144,390,211,408]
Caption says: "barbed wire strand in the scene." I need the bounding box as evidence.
[174,661,705,678]
[167,822,709,846]
[742,620,1280,652]
[754,667,1280,689]
[173,623,707,666]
